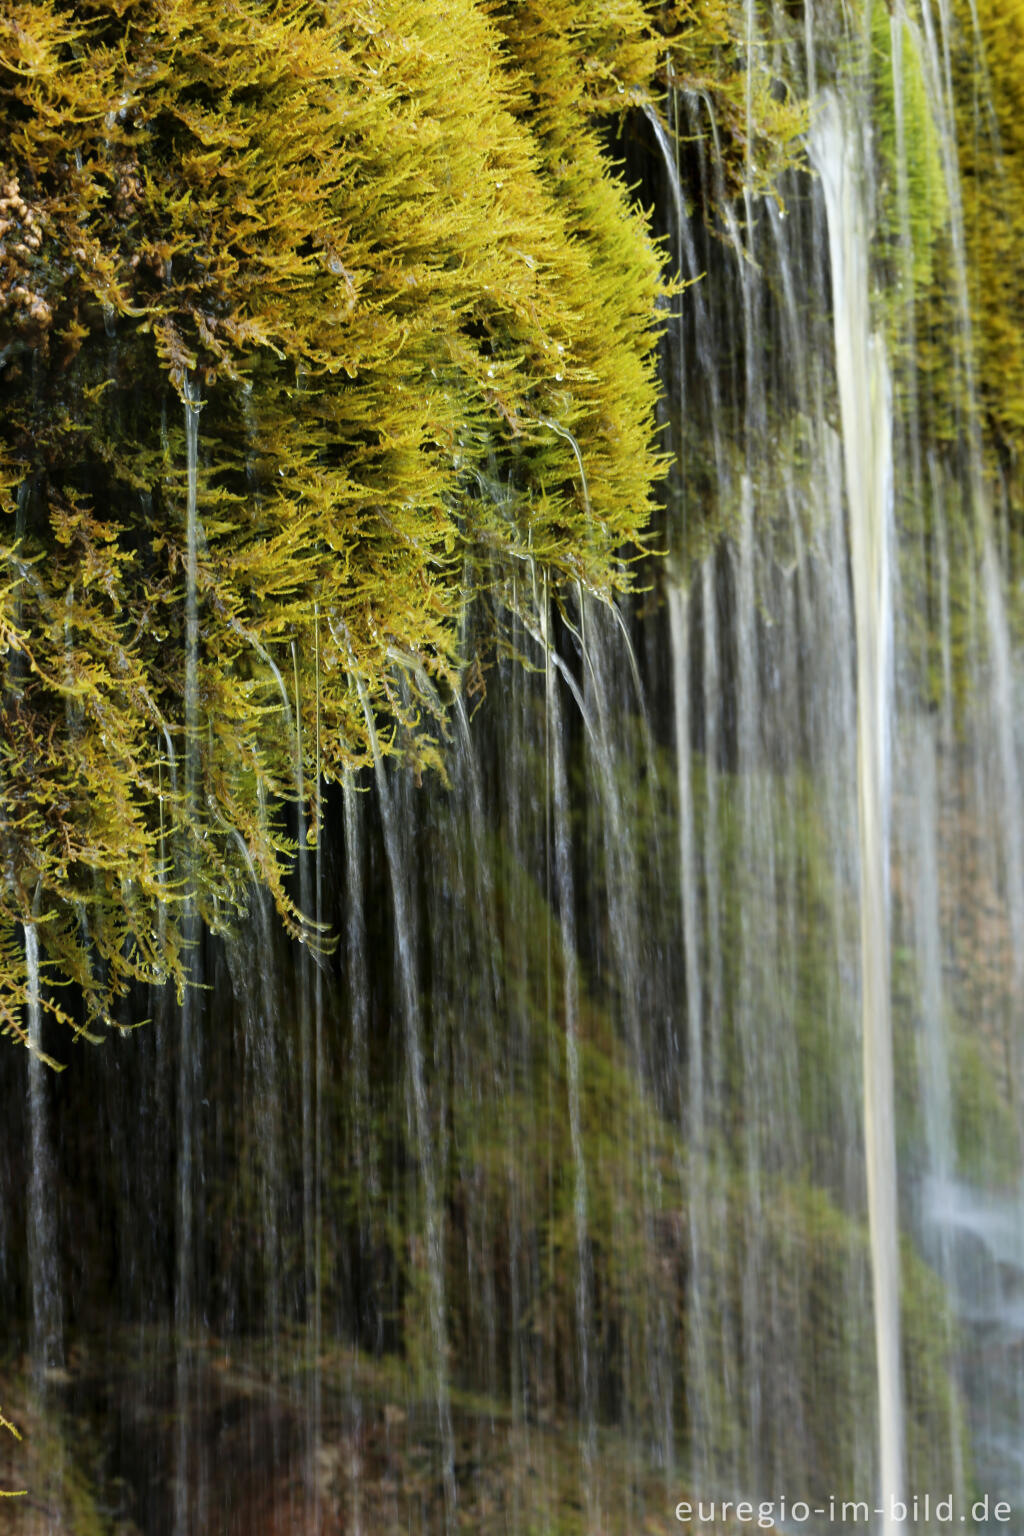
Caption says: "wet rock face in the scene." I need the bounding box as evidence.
[3,1349,716,1536]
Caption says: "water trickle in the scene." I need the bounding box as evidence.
[538,417,592,518]
[545,604,595,1498]
[291,634,323,1531]
[342,772,372,1221]
[813,95,905,1533]
[176,371,203,1536]
[899,717,966,1511]
[182,373,201,819]
[313,605,326,1528]
[667,580,710,1485]
[642,102,686,236]
[25,920,62,1381]
[359,683,457,1530]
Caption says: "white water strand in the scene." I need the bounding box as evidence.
[447,693,503,1407]
[667,580,712,1481]
[183,374,201,817]
[176,374,202,1536]
[313,607,326,1526]
[669,583,703,1114]
[290,636,323,1532]
[904,718,966,1512]
[546,621,595,1493]
[812,97,905,1535]
[25,921,62,1378]
[733,474,768,1486]
[342,773,372,1216]
[642,101,686,235]
[358,683,456,1531]
[578,593,665,1482]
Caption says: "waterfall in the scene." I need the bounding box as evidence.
[668,581,711,1487]
[546,619,595,1494]
[6,2,1024,1532]
[362,690,457,1530]
[812,98,905,1530]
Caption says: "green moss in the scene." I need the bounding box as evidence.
[951,1030,1019,1186]
[871,4,949,295]
[954,0,1024,450]
[861,0,1024,468]
[0,1381,113,1535]
[0,0,800,1038]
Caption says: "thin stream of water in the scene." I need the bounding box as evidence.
[813,96,905,1533]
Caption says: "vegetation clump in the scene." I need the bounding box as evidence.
[0,0,799,1037]
[866,0,1024,468]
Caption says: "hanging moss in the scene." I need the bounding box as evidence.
[0,0,800,1039]
[862,0,1024,465]
[952,0,1024,453]
[870,3,948,294]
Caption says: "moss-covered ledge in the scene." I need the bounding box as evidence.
[0,0,798,1038]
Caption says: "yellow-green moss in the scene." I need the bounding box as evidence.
[0,0,798,1037]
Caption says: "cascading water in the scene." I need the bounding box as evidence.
[5,2,1024,1534]
[812,96,905,1530]
[544,598,596,1502]
[362,685,457,1529]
